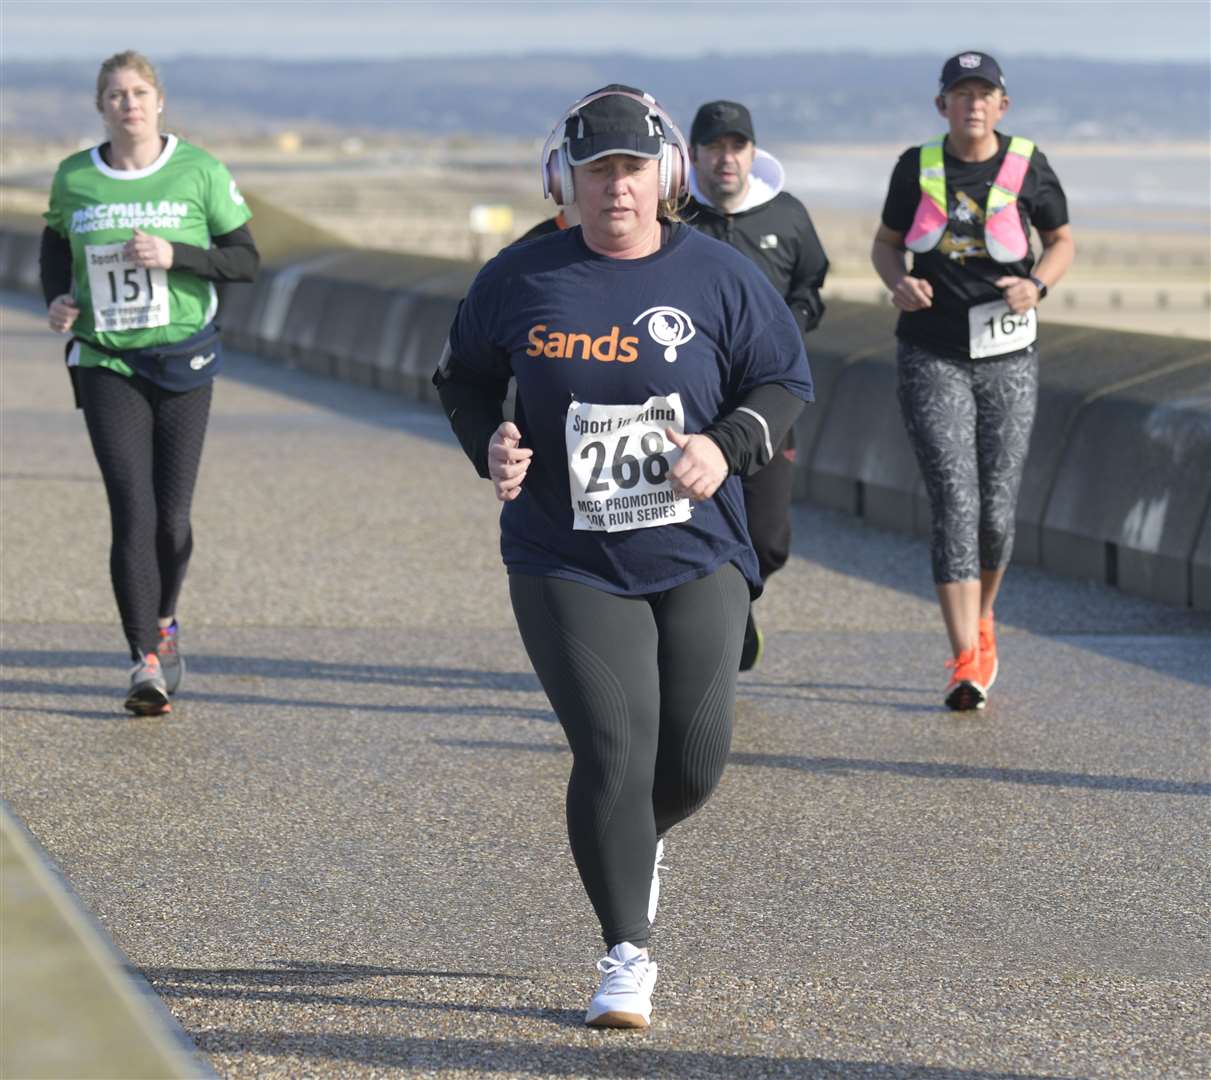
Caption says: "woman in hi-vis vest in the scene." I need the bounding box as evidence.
[871,51,1075,711]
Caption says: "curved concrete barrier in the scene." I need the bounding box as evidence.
[1041,358,1211,607]
[1013,325,1208,567]
[1193,505,1211,611]
[215,272,277,354]
[807,350,921,532]
[311,280,396,386]
[404,293,463,405]
[3,229,41,293]
[0,230,21,289]
[370,291,424,396]
[791,303,898,502]
[3,222,1208,610]
[277,275,340,372]
[254,252,349,356]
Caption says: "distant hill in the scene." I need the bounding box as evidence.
[3,53,1207,144]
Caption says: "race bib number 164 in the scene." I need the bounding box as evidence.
[566,394,691,533]
[968,298,1037,359]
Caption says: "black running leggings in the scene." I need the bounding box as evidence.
[741,429,795,583]
[77,366,213,660]
[509,562,749,949]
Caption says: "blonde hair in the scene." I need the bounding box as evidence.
[95,50,162,111]
[658,193,689,224]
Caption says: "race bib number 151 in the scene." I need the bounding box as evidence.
[566,394,691,533]
[86,242,169,332]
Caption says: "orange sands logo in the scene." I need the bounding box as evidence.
[526,324,640,363]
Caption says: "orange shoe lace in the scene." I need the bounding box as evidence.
[946,647,980,684]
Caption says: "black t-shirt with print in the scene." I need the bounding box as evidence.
[881,132,1069,359]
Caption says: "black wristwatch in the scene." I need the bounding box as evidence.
[1029,274,1048,300]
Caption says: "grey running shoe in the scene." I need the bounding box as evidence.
[156,621,185,695]
[125,653,171,716]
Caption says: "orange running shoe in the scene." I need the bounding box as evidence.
[978,614,998,691]
[944,647,987,711]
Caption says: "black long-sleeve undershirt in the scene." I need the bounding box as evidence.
[40,224,259,305]
[702,382,805,477]
[433,344,508,479]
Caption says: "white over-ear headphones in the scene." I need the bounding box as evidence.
[540,87,689,206]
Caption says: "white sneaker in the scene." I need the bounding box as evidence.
[647,839,665,926]
[585,942,657,1028]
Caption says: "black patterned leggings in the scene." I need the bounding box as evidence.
[896,341,1038,584]
[509,563,749,949]
[77,366,213,660]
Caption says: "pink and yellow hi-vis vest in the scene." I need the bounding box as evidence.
[905,135,1036,263]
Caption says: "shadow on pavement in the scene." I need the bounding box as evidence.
[143,961,583,1029]
[436,738,1210,797]
[0,681,554,723]
[786,504,1211,688]
[142,962,525,983]
[728,751,1211,796]
[739,684,938,713]
[187,1028,1072,1078]
[0,650,541,693]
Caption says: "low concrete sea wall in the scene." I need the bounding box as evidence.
[4,223,1208,610]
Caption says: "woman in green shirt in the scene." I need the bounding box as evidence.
[42,50,259,715]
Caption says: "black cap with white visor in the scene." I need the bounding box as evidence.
[563,85,667,165]
[541,84,689,205]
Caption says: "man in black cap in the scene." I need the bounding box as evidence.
[684,99,830,670]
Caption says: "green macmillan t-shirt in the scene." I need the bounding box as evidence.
[45,134,252,373]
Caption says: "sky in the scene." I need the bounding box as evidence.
[3,0,1209,62]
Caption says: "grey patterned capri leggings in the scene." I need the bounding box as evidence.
[896,340,1039,584]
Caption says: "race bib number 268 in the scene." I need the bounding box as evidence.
[566,394,691,533]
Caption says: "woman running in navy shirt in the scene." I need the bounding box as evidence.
[435,85,813,1028]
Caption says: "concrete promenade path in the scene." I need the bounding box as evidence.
[2,291,1209,1079]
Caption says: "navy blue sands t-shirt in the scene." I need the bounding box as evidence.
[448,223,814,597]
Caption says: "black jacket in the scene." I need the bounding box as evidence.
[684,188,829,335]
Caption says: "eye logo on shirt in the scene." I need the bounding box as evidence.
[633,306,696,363]
[229,180,245,206]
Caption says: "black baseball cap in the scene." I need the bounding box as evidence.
[939,52,1007,93]
[564,84,666,165]
[690,100,755,147]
